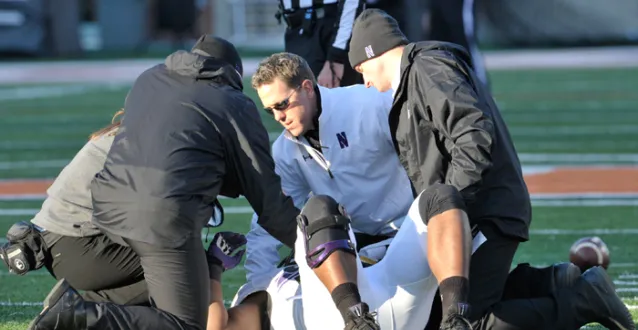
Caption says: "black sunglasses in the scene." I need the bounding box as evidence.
[264,86,301,115]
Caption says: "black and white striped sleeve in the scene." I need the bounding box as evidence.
[327,0,365,64]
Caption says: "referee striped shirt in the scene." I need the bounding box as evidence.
[280,0,365,64]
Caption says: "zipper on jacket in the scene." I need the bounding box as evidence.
[306,145,334,179]
[286,133,334,179]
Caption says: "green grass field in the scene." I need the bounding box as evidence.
[0,64,637,329]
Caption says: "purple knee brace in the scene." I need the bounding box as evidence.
[297,213,356,269]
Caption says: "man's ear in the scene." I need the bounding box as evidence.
[302,79,315,96]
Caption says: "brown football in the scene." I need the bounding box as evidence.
[569,236,610,272]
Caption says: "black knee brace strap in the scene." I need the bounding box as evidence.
[418,184,467,225]
[297,203,355,269]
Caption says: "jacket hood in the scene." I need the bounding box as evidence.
[393,41,475,101]
[164,50,243,90]
[404,41,474,70]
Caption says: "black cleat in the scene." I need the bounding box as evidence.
[28,278,88,330]
[344,302,380,330]
[581,266,634,330]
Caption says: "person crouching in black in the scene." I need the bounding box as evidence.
[27,35,300,330]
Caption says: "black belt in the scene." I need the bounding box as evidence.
[354,232,393,252]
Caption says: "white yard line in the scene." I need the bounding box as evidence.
[0,301,43,307]
[515,141,638,152]
[0,194,47,201]
[611,263,638,268]
[531,199,638,207]
[530,229,638,235]
[482,46,638,70]
[0,271,49,276]
[531,193,638,199]
[620,274,638,279]
[509,125,638,137]
[517,153,638,163]
[0,84,123,102]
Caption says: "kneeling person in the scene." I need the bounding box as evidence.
[0,112,148,307]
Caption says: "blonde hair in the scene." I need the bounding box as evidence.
[89,109,124,140]
[251,52,316,90]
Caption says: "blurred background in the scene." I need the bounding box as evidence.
[0,0,638,57]
[0,1,637,329]
[1,0,638,56]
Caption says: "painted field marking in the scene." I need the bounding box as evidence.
[0,84,124,102]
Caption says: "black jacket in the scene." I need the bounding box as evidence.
[90,50,299,248]
[390,41,531,241]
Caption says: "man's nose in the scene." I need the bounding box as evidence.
[274,110,285,122]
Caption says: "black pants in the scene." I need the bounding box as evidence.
[79,236,210,330]
[45,233,148,306]
[424,224,572,330]
[284,5,363,86]
[465,226,573,330]
[429,0,488,86]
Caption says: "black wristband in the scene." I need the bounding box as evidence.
[208,262,224,281]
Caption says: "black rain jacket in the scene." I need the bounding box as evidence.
[91,50,299,248]
[389,41,531,241]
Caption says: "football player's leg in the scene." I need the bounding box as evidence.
[296,195,378,329]
[262,264,306,330]
[369,185,486,329]
[416,184,473,327]
[363,205,438,330]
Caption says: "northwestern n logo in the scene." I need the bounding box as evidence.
[365,45,375,59]
[336,131,349,149]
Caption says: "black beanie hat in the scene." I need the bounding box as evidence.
[348,9,409,68]
[192,35,244,77]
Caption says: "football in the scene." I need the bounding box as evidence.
[569,236,610,272]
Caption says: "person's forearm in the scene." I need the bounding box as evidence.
[207,279,228,330]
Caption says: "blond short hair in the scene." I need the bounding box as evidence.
[251,52,316,90]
